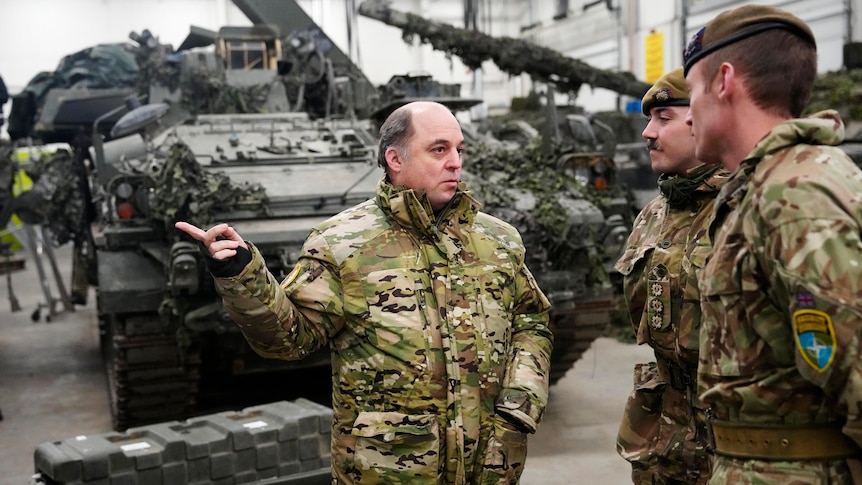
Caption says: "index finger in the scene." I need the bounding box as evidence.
[175,221,207,242]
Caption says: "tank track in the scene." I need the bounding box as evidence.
[548,291,617,385]
[100,313,201,431]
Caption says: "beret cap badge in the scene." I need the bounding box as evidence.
[683,28,705,67]
[641,67,689,116]
[654,88,671,103]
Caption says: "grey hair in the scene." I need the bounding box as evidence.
[377,107,414,173]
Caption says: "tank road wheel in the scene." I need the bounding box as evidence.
[547,292,617,386]
[101,313,201,431]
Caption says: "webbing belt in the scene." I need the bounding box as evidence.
[711,420,859,460]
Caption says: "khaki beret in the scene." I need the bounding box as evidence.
[683,5,815,75]
[641,67,689,116]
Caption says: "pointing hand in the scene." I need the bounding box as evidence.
[175,221,248,260]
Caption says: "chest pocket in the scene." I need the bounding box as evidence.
[472,271,515,369]
[363,268,431,368]
[700,239,756,376]
[614,245,653,278]
[669,244,711,355]
[615,246,655,337]
[618,245,672,333]
[683,245,711,303]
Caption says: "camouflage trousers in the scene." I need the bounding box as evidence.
[709,456,859,484]
[618,362,711,485]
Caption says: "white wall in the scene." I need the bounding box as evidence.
[685,0,849,72]
[0,0,531,122]
[0,0,251,93]
[0,0,857,125]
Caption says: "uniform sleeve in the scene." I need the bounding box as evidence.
[495,263,553,433]
[762,214,862,446]
[212,231,346,361]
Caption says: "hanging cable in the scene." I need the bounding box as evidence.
[351,0,361,66]
[345,0,354,62]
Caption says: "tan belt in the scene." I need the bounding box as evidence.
[711,420,860,460]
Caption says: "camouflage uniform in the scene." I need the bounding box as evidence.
[699,111,862,483]
[615,164,727,484]
[213,176,553,485]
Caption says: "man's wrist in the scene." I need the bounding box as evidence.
[495,388,539,433]
[198,242,252,277]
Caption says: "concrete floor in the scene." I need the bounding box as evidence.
[0,240,653,485]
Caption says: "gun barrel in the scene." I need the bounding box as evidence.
[358,0,651,99]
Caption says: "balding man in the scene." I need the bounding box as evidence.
[176,101,553,485]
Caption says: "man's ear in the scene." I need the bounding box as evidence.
[716,62,735,102]
[385,146,402,175]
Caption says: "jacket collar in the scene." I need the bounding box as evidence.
[376,176,480,240]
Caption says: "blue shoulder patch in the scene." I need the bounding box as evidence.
[793,309,836,372]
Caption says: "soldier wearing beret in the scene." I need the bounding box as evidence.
[615,67,728,485]
[684,4,862,483]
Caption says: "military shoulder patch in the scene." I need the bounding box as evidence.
[281,265,302,289]
[792,309,836,373]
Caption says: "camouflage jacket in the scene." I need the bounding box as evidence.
[614,164,727,484]
[700,111,862,450]
[213,177,553,485]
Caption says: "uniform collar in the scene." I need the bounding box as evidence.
[376,176,480,239]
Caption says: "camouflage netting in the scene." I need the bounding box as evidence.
[133,35,181,96]
[357,3,650,99]
[464,140,612,290]
[807,69,862,122]
[22,150,89,246]
[151,142,270,230]
[179,71,275,115]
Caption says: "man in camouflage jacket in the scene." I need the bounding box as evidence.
[615,67,728,485]
[684,5,862,483]
[176,101,553,485]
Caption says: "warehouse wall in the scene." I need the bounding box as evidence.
[0,0,859,133]
[0,0,536,129]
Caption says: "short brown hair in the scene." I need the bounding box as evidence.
[699,29,816,118]
[377,107,414,173]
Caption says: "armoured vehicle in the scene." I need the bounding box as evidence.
[7,0,383,431]
[4,0,639,431]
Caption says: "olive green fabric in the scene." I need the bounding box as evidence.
[683,5,815,74]
[614,164,729,484]
[641,67,689,116]
[699,111,862,483]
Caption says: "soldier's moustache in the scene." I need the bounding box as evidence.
[647,140,661,151]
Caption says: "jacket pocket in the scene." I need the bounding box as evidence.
[614,245,653,277]
[472,272,514,372]
[363,268,431,369]
[677,244,712,353]
[350,411,440,481]
[699,240,756,376]
[615,246,655,339]
[617,362,665,463]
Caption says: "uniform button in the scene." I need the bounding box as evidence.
[660,239,672,249]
